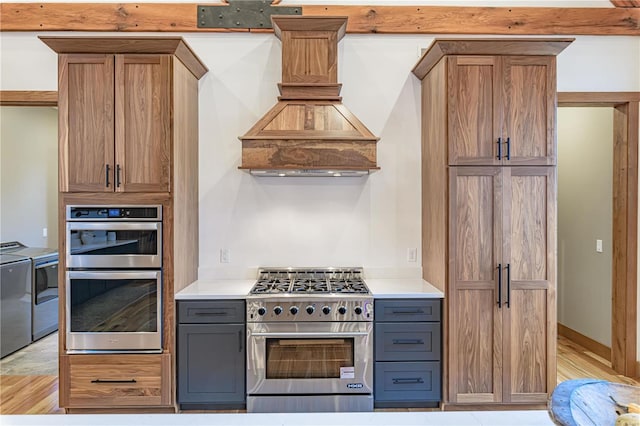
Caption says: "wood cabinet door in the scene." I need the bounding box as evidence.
[59,54,114,192]
[448,167,503,403]
[447,56,502,166]
[501,56,557,166]
[281,31,337,84]
[502,167,556,403]
[115,54,171,193]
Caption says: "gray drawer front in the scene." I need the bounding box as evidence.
[374,362,441,402]
[375,299,440,322]
[178,300,245,324]
[375,322,440,361]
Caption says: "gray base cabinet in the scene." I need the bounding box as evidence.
[374,299,442,408]
[177,300,245,410]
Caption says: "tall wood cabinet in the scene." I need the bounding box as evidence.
[412,39,572,408]
[41,37,207,412]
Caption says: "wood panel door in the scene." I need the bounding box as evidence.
[115,54,172,193]
[281,31,337,84]
[502,167,556,403]
[447,56,501,166]
[448,167,503,403]
[59,54,114,192]
[501,57,557,166]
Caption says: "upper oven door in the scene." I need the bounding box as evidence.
[247,322,373,395]
[66,222,162,269]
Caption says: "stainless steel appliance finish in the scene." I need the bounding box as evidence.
[246,267,374,413]
[0,253,32,358]
[31,253,59,340]
[1,242,59,341]
[66,205,162,269]
[66,270,162,353]
[64,205,163,353]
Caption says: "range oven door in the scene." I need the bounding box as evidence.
[66,270,162,353]
[66,222,162,269]
[247,322,373,395]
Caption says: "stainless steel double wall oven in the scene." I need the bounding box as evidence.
[65,205,163,353]
[246,268,374,412]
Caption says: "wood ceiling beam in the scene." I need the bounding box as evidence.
[0,91,57,106]
[611,0,640,7]
[0,4,638,35]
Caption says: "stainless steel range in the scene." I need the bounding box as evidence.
[246,267,373,413]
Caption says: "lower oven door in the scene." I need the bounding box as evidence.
[66,270,162,353]
[247,322,373,395]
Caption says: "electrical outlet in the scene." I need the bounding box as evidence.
[42,227,47,238]
[407,248,417,263]
[220,248,231,263]
[596,239,603,253]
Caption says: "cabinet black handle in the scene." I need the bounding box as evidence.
[496,137,502,160]
[91,379,137,384]
[506,263,511,308]
[392,378,424,384]
[497,263,502,308]
[116,164,122,188]
[506,137,511,160]
[392,339,424,345]
[194,312,227,316]
[238,330,243,352]
[391,310,424,315]
[105,164,110,187]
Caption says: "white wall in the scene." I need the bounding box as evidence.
[0,33,638,280]
[557,107,613,347]
[0,106,58,248]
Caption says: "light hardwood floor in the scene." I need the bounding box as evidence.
[1,336,638,415]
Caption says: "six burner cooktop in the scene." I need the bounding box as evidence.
[250,268,370,295]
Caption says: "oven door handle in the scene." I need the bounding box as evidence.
[250,331,370,338]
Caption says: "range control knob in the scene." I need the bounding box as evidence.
[354,306,363,315]
[290,306,299,315]
[306,305,315,315]
[338,306,347,315]
[273,306,283,315]
[257,307,267,316]
[322,306,331,315]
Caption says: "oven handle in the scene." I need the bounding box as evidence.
[250,331,370,338]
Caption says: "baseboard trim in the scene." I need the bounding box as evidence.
[558,323,611,361]
[443,403,547,411]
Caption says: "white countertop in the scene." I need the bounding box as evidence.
[365,279,444,298]
[175,278,443,299]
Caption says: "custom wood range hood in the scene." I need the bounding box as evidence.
[239,16,380,177]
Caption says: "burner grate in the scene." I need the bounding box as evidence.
[250,268,370,295]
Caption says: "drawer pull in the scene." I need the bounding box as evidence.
[91,379,137,384]
[391,310,424,315]
[392,339,424,345]
[392,378,424,384]
[194,311,227,316]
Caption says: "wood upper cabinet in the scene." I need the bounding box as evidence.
[58,53,171,193]
[447,55,557,166]
[448,166,556,405]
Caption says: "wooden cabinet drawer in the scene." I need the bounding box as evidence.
[178,300,245,324]
[374,361,441,403]
[375,322,441,361]
[60,354,171,407]
[375,299,440,322]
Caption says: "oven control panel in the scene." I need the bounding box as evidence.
[247,299,373,322]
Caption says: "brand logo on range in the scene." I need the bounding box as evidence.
[347,383,363,389]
